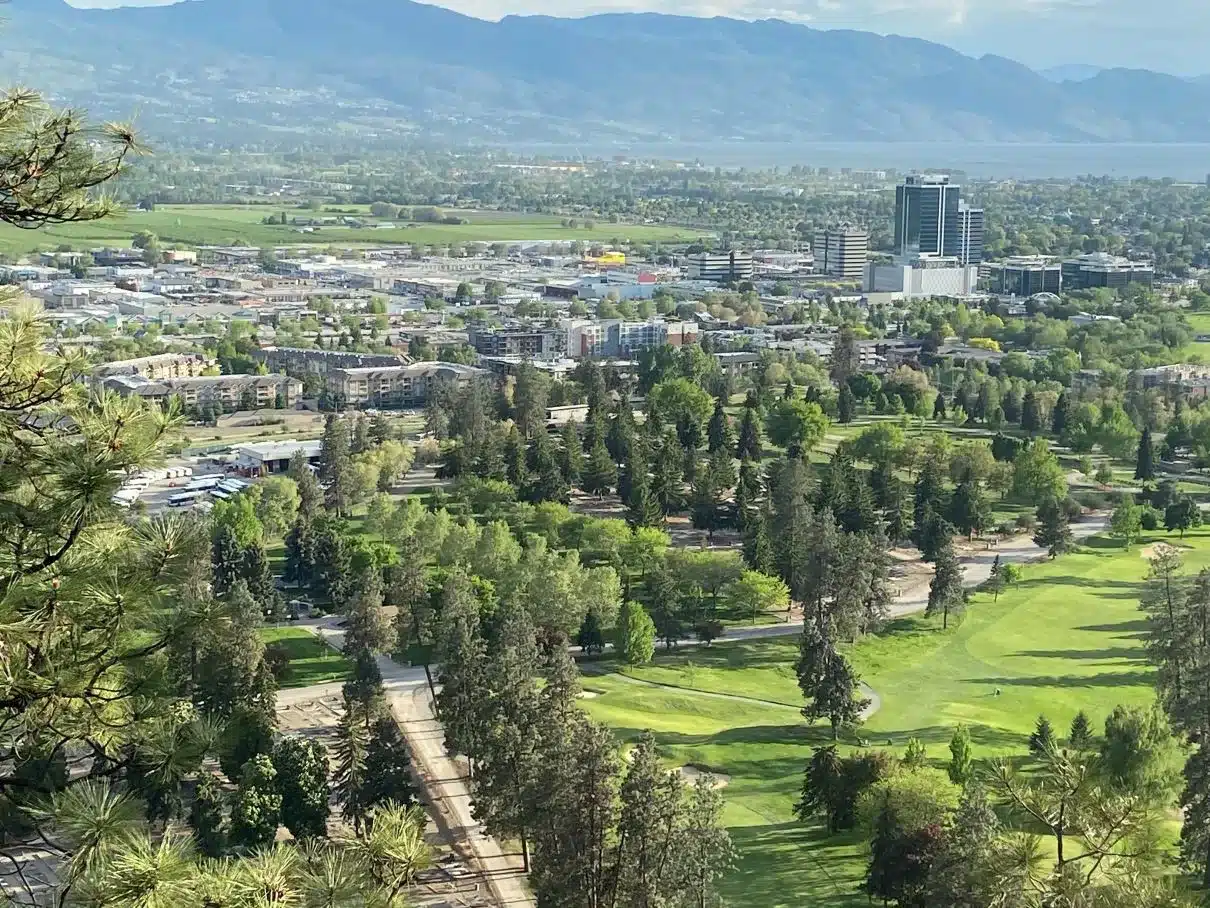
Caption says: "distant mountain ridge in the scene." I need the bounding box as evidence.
[3,0,1210,144]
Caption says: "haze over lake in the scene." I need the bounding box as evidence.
[502,142,1210,180]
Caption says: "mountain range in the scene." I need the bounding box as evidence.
[3,0,1210,145]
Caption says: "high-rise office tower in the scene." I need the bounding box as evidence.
[813,226,868,279]
[894,174,984,265]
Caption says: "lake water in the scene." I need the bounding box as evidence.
[500,141,1210,181]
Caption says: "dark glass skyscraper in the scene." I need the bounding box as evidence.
[894,174,983,265]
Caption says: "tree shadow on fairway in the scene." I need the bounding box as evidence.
[972,670,1153,689]
[725,821,866,908]
[1075,618,1150,639]
[1011,647,1149,663]
[1013,576,1144,599]
[860,724,1027,751]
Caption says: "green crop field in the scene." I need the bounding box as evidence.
[0,204,706,256]
[581,528,1209,907]
[260,626,352,688]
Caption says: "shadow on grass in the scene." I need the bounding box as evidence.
[1076,619,1150,638]
[725,821,867,908]
[1011,647,1148,662]
[971,670,1153,689]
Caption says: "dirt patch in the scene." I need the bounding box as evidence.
[578,691,600,699]
[679,765,730,788]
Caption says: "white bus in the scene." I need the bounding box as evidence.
[168,491,206,508]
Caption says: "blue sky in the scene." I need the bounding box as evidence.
[63,0,1202,76]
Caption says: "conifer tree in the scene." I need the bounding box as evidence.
[707,398,734,453]
[736,406,763,460]
[927,536,964,630]
[1135,426,1156,481]
[558,420,582,487]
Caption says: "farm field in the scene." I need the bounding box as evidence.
[0,204,705,256]
[580,527,1209,907]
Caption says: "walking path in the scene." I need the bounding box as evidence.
[305,623,534,908]
[583,514,1110,721]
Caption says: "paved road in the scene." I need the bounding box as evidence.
[303,623,534,908]
[720,514,1109,643]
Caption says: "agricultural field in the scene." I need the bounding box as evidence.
[0,203,706,256]
[580,527,1206,907]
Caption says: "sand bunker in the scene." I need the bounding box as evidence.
[577,691,600,699]
[678,765,730,788]
[1141,542,1191,559]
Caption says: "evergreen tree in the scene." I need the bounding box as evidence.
[504,424,528,489]
[319,414,354,515]
[363,717,417,812]
[690,466,722,541]
[913,454,948,541]
[352,412,371,454]
[626,467,664,529]
[228,754,281,849]
[1069,710,1094,751]
[708,445,737,493]
[1021,389,1042,434]
[1180,744,1210,888]
[1052,391,1070,437]
[434,573,489,765]
[677,774,737,908]
[987,554,1004,602]
[948,725,974,785]
[742,506,775,574]
[343,647,388,728]
[333,708,371,834]
[734,458,762,529]
[707,398,734,453]
[925,783,1001,908]
[1034,498,1073,558]
[576,609,606,654]
[580,439,618,497]
[735,406,763,460]
[273,737,329,840]
[933,391,947,420]
[651,439,684,515]
[614,734,686,906]
[810,646,870,740]
[472,603,542,870]
[837,384,856,424]
[558,420,582,487]
[1135,426,1156,481]
[606,399,636,463]
[189,774,226,857]
[343,566,392,655]
[1029,715,1056,756]
[948,479,989,540]
[927,537,964,630]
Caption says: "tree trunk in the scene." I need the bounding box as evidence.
[521,830,530,873]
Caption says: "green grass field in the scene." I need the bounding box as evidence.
[581,528,1210,907]
[260,626,352,688]
[2,204,705,256]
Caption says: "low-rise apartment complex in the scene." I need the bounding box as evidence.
[252,346,405,376]
[103,373,302,412]
[93,352,215,383]
[326,362,487,409]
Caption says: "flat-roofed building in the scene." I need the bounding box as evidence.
[984,256,1062,296]
[94,352,215,384]
[103,373,301,413]
[813,227,868,279]
[327,362,487,409]
[685,251,754,283]
[1061,253,1154,291]
[235,439,321,475]
[253,346,404,376]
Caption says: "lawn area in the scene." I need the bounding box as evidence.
[260,626,352,688]
[580,527,1210,907]
[0,204,704,256]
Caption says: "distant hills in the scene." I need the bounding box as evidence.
[4,0,1210,145]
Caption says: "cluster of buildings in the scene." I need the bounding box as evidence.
[982,253,1155,296]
